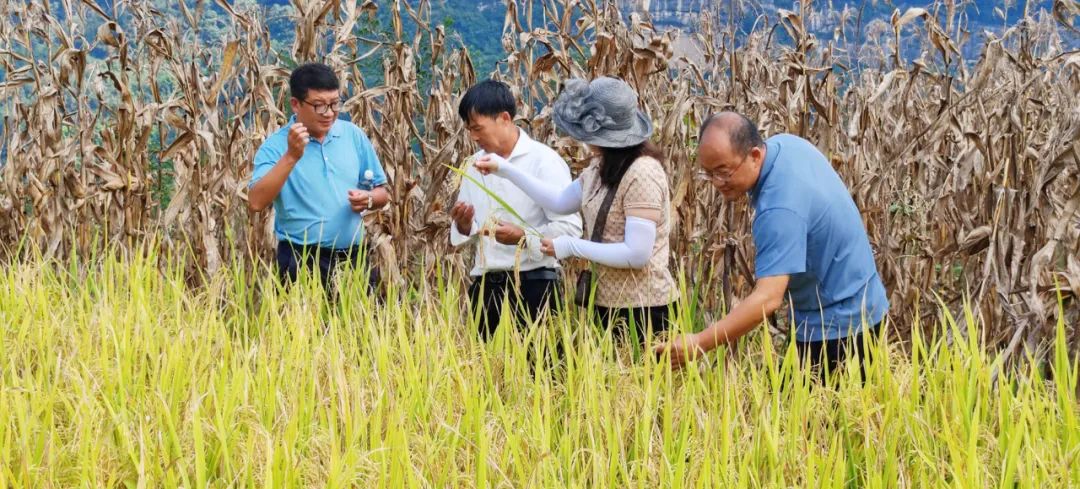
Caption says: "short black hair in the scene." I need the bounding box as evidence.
[290,63,340,101]
[699,112,764,155]
[458,80,517,123]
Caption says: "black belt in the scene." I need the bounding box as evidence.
[281,241,364,260]
[478,267,559,283]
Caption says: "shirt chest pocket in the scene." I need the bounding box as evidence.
[325,148,362,188]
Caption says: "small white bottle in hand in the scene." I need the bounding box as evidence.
[360,170,375,215]
[347,170,377,216]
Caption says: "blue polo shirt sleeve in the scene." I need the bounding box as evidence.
[752,208,808,278]
[353,127,387,188]
[250,139,284,188]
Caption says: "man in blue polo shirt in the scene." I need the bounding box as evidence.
[248,63,389,295]
[657,112,889,376]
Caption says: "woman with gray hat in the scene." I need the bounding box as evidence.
[474,77,677,341]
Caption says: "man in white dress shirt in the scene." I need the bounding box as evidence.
[450,80,583,339]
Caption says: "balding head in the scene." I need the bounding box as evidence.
[698,112,764,156]
[696,112,768,201]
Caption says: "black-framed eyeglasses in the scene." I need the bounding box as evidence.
[697,153,750,182]
[300,98,344,115]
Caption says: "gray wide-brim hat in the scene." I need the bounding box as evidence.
[552,77,654,148]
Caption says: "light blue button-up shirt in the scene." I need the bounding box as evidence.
[749,134,889,341]
[250,117,387,249]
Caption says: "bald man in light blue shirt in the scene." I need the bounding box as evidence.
[658,113,889,378]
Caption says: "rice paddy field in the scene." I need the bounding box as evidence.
[0,249,1076,487]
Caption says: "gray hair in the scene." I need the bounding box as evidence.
[698,112,764,156]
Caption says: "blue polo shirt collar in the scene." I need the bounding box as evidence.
[749,139,781,204]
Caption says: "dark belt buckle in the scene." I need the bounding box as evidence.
[485,272,508,284]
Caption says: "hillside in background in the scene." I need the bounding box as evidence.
[247,0,1071,77]
[46,0,1073,85]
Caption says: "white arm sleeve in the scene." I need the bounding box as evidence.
[551,216,656,269]
[491,155,582,214]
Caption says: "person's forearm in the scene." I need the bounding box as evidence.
[249,154,298,211]
[494,162,582,214]
[552,216,656,269]
[694,289,784,351]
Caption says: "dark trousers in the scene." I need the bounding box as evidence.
[468,268,560,340]
[275,241,380,300]
[794,323,880,381]
[593,303,675,343]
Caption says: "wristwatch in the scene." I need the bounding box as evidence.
[366,192,374,210]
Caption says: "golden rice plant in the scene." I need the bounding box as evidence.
[0,246,1076,486]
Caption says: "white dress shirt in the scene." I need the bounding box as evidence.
[450,130,583,276]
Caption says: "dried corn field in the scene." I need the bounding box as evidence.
[0,0,1078,355]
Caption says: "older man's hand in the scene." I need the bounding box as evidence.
[347,189,372,212]
[653,333,706,368]
[286,123,309,161]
